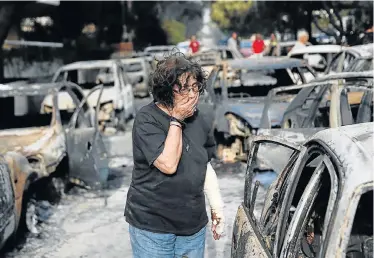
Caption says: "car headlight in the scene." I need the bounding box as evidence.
[100,102,114,113]
[43,105,53,114]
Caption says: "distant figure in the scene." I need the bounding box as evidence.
[252,34,265,57]
[227,32,239,52]
[189,35,200,54]
[264,33,280,56]
[290,30,310,54]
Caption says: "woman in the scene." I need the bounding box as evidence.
[125,52,225,258]
[264,33,280,56]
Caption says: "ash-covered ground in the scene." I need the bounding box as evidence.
[3,99,268,258]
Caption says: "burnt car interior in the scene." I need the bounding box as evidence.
[0,96,53,129]
[214,67,303,100]
[0,87,87,130]
[56,67,115,89]
[314,87,373,128]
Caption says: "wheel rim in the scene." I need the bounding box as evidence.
[26,201,39,234]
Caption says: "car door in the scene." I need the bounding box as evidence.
[118,64,134,118]
[280,153,339,258]
[276,82,329,129]
[65,85,110,189]
[231,136,301,258]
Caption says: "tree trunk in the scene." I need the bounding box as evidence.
[0,4,17,82]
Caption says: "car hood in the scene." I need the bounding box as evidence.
[0,127,54,156]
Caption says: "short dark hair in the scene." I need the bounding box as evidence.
[149,51,207,108]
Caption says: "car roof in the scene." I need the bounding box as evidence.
[0,82,76,97]
[312,71,373,83]
[144,45,176,51]
[309,122,373,186]
[61,60,118,71]
[225,57,307,70]
[120,57,145,64]
[348,43,373,57]
[289,45,343,55]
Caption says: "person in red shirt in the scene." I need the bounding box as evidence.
[189,35,200,55]
[252,34,265,57]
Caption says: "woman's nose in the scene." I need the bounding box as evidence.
[188,89,197,98]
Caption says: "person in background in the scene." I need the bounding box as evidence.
[252,33,265,58]
[125,52,225,258]
[289,29,310,54]
[227,32,239,52]
[188,35,200,55]
[264,33,280,56]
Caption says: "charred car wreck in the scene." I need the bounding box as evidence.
[204,57,315,163]
[0,82,120,237]
[232,122,373,258]
[258,71,373,144]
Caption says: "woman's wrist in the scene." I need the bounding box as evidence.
[170,121,182,129]
[170,116,185,128]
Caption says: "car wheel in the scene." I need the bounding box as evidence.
[25,198,40,235]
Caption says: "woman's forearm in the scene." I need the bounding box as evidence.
[204,162,225,235]
[153,124,182,174]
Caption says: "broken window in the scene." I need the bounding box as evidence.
[346,190,373,258]
[313,87,331,128]
[281,152,339,258]
[0,94,52,130]
[340,87,373,126]
[226,68,297,98]
[277,146,326,255]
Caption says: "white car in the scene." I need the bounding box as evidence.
[120,57,151,97]
[42,60,135,130]
[288,45,344,76]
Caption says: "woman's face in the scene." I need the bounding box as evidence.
[173,72,200,104]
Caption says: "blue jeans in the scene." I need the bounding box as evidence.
[129,225,206,258]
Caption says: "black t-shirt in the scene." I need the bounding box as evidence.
[124,102,216,236]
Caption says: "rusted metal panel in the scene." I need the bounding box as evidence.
[231,204,270,258]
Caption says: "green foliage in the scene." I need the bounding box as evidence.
[211,1,252,31]
[162,19,186,45]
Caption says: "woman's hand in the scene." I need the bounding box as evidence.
[211,209,225,240]
[171,95,198,121]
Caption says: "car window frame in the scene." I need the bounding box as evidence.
[243,137,302,256]
[274,145,325,256]
[340,85,372,125]
[281,154,339,257]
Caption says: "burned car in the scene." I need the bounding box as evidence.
[46,60,135,131]
[0,82,120,234]
[204,57,315,163]
[0,152,35,249]
[189,50,221,76]
[232,122,373,258]
[120,57,151,98]
[259,71,373,144]
[327,43,373,74]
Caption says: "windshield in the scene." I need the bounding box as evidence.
[56,67,115,89]
[216,68,297,98]
[124,62,143,73]
[0,95,53,130]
